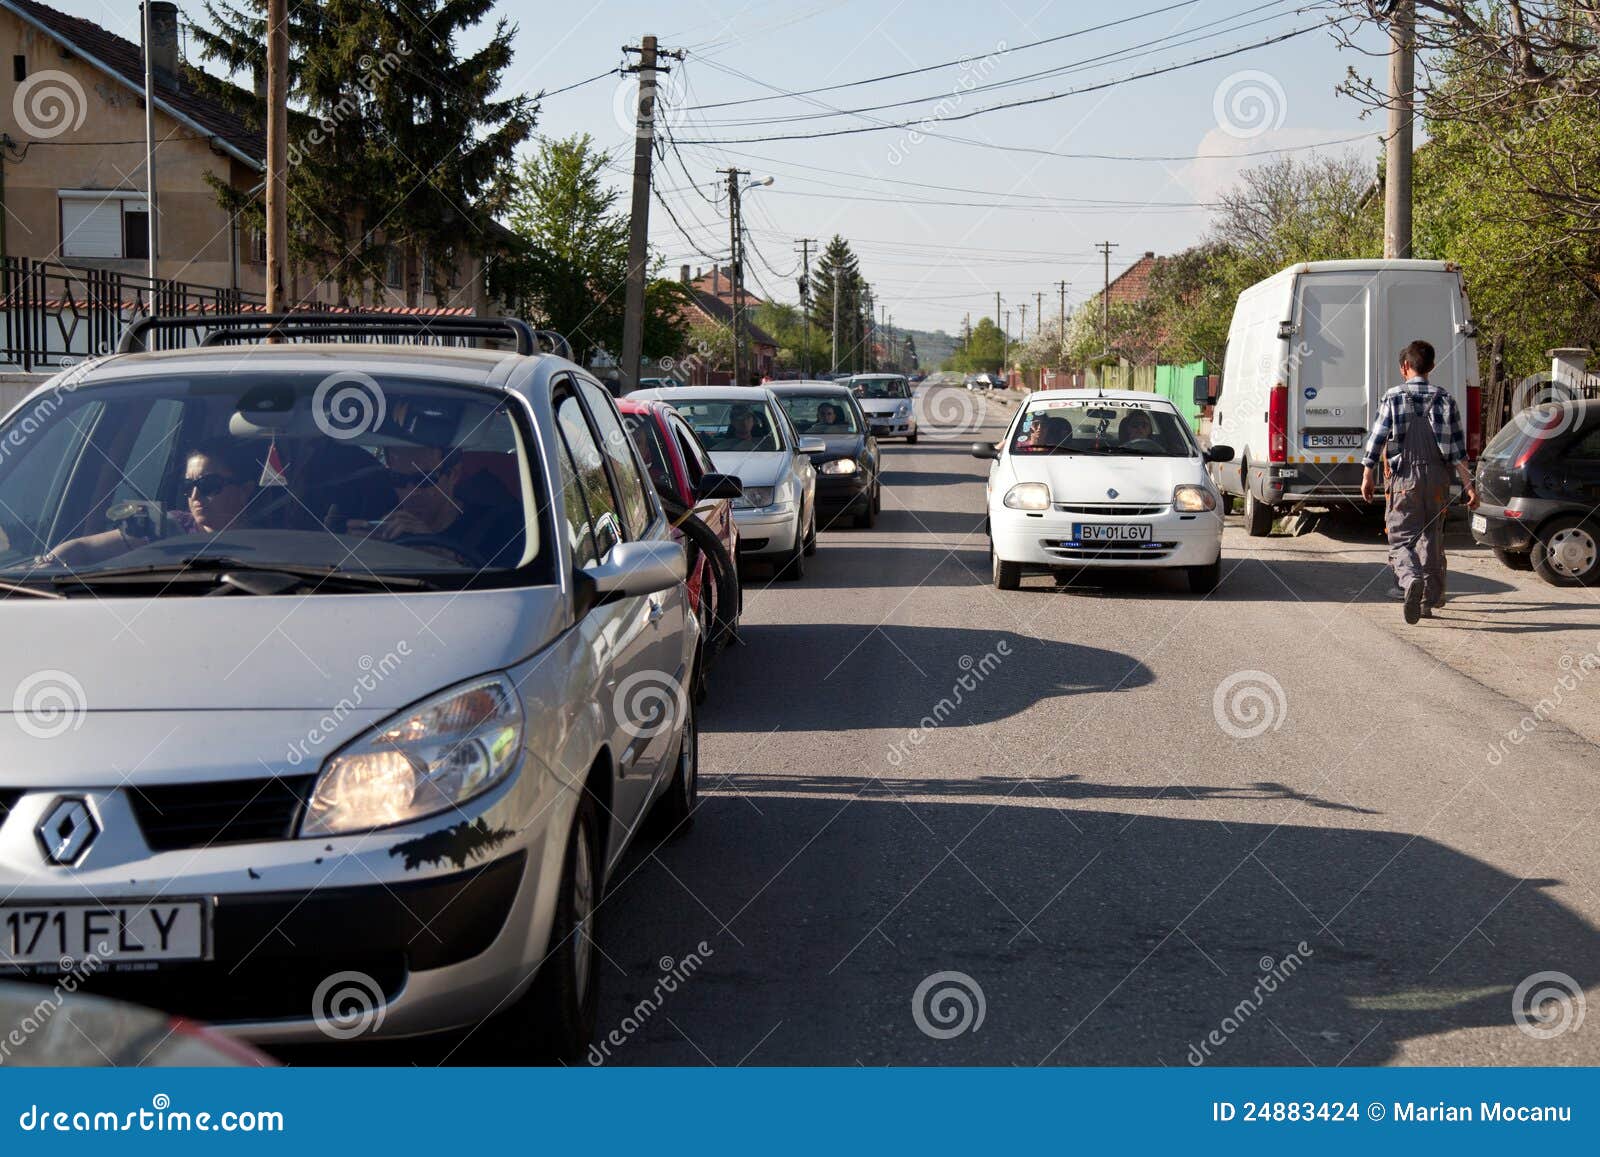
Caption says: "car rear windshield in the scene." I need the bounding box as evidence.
[663,399,785,453]
[777,394,860,434]
[1012,401,1196,458]
[0,371,544,590]
[1480,404,1572,465]
[852,377,909,399]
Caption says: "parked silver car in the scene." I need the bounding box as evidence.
[633,385,821,580]
[0,315,701,1061]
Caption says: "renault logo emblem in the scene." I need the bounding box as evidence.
[36,797,99,866]
[1107,488,1119,499]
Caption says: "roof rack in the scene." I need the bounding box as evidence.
[116,312,545,356]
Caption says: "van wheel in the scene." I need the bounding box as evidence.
[1243,489,1276,537]
[494,792,600,1063]
[1187,558,1222,594]
[992,546,1021,590]
[1530,516,1600,586]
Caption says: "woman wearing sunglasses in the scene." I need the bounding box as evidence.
[39,440,261,567]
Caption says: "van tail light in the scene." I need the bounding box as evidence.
[1267,383,1288,463]
[1466,385,1483,459]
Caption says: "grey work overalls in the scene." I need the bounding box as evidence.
[1384,387,1452,607]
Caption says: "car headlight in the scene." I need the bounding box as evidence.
[1002,482,1051,511]
[897,402,913,416]
[734,486,776,509]
[820,458,859,475]
[302,675,524,836]
[1173,484,1217,512]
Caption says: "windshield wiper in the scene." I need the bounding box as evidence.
[48,556,436,592]
[0,577,66,600]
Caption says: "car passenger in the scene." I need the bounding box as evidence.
[357,444,522,567]
[40,439,263,567]
[721,405,762,450]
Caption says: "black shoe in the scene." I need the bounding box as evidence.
[1403,581,1423,624]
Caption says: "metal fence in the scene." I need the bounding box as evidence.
[1,257,264,370]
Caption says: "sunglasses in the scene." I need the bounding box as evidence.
[183,473,239,499]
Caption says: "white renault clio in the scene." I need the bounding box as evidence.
[973,390,1234,593]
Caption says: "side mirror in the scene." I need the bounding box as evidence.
[1192,374,1213,406]
[797,436,826,455]
[970,442,1000,460]
[1205,444,1236,464]
[578,539,685,611]
[697,472,744,501]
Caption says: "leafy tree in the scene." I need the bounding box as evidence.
[192,0,534,303]
[949,317,1006,372]
[496,134,687,365]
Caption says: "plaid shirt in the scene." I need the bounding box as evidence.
[1360,378,1466,469]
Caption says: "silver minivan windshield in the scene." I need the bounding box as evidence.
[0,372,544,592]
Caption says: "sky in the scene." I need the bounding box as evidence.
[48,0,1394,336]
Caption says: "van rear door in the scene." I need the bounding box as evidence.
[1377,269,1472,411]
[1291,272,1373,460]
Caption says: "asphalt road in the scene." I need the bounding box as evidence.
[584,384,1600,1067]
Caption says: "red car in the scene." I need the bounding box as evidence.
[618,398,744,668]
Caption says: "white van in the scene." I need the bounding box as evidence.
[1207,260,1481,535]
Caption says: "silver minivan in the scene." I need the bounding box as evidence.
[0,316,701,1061]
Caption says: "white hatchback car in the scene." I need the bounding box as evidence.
[973,390,1234,593]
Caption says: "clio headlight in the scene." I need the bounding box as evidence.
[1003,482,1052,511]
[302,675,524,836]
[1173,484,1217,512]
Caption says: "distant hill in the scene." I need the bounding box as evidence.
[898,327,959,370]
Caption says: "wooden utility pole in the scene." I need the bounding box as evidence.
[1034,291,1043,337]
[1018,302,1027,343]
[1384,0,1414,259]
[141,1,159,292]
[265,0,289,315]
[1096,241,1118,350]
[1057,280,1068,371]
[795,238,816,376]
[621,37,682,389]
[723,167,749,386]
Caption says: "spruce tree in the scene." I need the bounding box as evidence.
[191,0,534,304]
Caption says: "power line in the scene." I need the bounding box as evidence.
[684,0,1205,109]
[692,1,1299,128]
[539,68,623,99]
[675,24,1324,145]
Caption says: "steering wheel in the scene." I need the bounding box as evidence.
[1122,437,1164,452]
[390,532,486,567]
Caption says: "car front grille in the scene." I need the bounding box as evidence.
[128,775,316,852]
[0,788,19,829]
[1044,539,1177,561]
[1054,503,1167,516]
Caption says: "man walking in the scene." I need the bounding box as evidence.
[1360,340,1477,623]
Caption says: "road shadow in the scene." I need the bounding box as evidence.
[874,508,988,537]
[879,470,978,488]
[743,543,989,589]
[1034,556,1521,603]
[592,795,1598,1065]
[705,623,1153,731]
